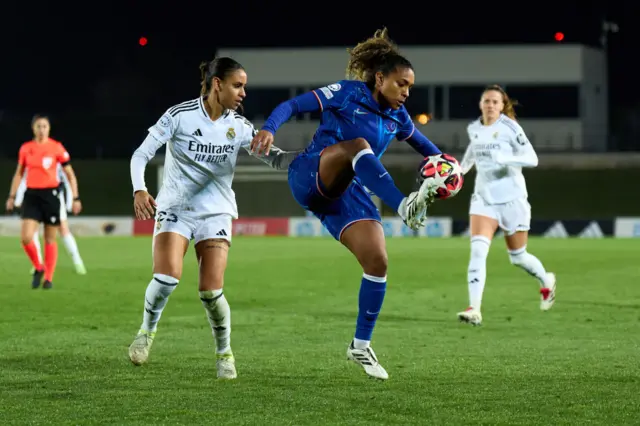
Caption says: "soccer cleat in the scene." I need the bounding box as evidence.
[216,350,237,380]
[458,307,482,326]
[74,262,87,275]
[540,272,556,311]
[42,280,53,290]
[32,269,44,289]
[129,329,156,366]
[346,341,389,380]
[398,179,438,230]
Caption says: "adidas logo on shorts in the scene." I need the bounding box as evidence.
[216,229,228,237]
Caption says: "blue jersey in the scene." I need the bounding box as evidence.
[261,78,441,241]
[306,80,415,158]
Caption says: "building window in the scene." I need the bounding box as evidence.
[505,85,579,118]
[448,86,486,119]
[404,87,430,119]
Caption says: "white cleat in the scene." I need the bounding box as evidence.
[216,350,237,379]
[129,330,155,366]
[346,341,389,380]
[398,179,438,230]
[540,272,556,311]
[74,262,87,275]
[458,307,483,326]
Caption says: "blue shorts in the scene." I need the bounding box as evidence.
[288,151,381,241]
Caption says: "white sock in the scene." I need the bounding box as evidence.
[33,231,43,265]
[508,246,550,287]
[62,232,83,264]
[353,338,370,349]
[468,235,491,311]
[141,274,179,332]
[200,289,231,354]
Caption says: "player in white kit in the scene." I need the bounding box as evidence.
[15,163,87,275]
[127,57,297,378]
[457,85,556,326]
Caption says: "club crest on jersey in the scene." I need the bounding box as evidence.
[42,157,53,169]
[384,121,397,133]
[493,132,499,139]
[226,128,236,141]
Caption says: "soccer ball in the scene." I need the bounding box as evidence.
[418,153,464,199]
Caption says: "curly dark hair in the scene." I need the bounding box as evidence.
[346,28,413,89]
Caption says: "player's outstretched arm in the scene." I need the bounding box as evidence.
[460,143,475,174]
[397,118,441,158]
[495,131,539,168]
[405,128,442,157]
[250,89,325,155]
[244,144,300,170]
[241,118,301,169]
[260,91,323,136]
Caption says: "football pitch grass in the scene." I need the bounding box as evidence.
[1,236,638,425]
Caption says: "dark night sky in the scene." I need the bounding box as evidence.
[1,0,638,111]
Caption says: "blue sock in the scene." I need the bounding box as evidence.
[354,273,387,347]
[352,149,405,212]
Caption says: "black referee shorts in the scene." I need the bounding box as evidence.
[21,188,62,226]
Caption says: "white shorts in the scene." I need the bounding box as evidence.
[59,193,68,221]
[469,194,531,235]
[153,209,233,245]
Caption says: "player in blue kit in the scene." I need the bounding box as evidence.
[250,29,443,380]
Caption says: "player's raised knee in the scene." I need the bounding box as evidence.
[351,137,371,152]
[362,250,388,277]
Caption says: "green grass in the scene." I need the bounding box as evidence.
[1,236,639,425]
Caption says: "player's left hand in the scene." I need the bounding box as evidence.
[72,200,82,215]
[250,130,274,156]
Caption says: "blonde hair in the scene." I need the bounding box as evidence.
[346,28,412,87]
[483,84,518,119]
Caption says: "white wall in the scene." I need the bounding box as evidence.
[217,46,585,86]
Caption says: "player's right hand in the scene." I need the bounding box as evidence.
[5,197,14,212]
[134,190,157,220]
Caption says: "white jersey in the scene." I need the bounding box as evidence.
[131,97,294,219]
[15,164,72,210]
[461,114,538,204]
